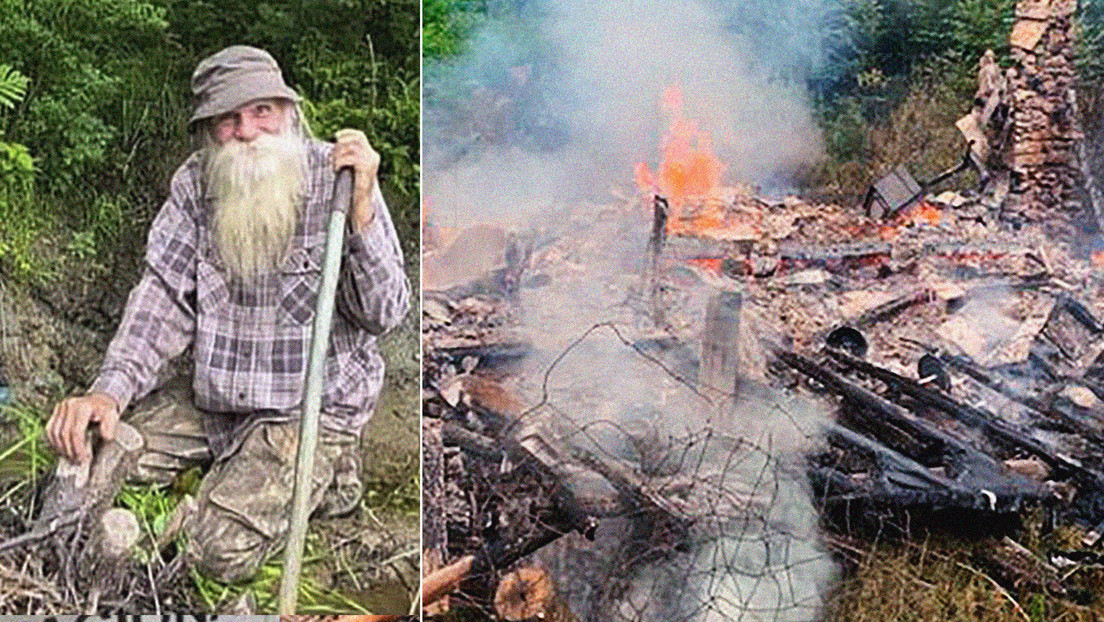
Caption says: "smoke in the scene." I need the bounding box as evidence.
[520,316,837,621]
[426,0,840,619]
[424,0,827,228]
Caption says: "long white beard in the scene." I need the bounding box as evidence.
[204,130,307,283]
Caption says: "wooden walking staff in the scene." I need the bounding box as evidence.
[279,166,354,613]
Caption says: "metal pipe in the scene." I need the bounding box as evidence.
[279,166,353,613]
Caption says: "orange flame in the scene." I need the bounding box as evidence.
[909,201,944,226]
[636,85,724,205]
[687,257,724,274]
[876,200,945,239]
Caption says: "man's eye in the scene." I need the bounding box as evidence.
[255,104,272,116]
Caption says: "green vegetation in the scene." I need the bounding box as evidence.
[0,402,54,498]
[0,0,420,289]
[823,515,1104,622]
[791,0,1015,197]
[423,0,487,59]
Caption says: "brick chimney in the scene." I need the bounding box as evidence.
[1008,0,1087,227]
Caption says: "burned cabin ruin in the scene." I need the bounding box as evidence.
[421,1,1104,620]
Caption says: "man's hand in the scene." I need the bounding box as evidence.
[332,129,380,231]
[46,392,120,463]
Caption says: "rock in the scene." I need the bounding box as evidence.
[1061,384,1101,410]
[786,269,831,286]
[1011,19,1047,51]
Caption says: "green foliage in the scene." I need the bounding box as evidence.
[0,0,418,309]
[0,141,34,188]
[1079,0,1104,88]
[799,0,1014,196]
[117,482,178,541]
[0,139,53,282]
[0,64,29,110]
[424,0,487,59]
[2,0,170,197]
[808,0,1013,102]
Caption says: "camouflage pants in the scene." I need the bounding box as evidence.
[124,378,363,583]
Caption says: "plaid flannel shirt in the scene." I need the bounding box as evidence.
[91,139,410,456]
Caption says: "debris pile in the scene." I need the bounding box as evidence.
[422,6,1104,618]
[423,173,1104,619]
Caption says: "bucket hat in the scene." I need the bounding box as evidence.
[190,45,300,127]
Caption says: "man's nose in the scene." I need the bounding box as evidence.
[234,116,261,142]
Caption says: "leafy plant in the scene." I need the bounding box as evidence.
[0,64,29,110]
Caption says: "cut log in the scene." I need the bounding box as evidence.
[494,567,554,621]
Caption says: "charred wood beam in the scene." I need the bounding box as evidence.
[780,351,944,448]
[502,432,599,543]
[434,404,599,604]
[826,423,956,491]
[645,195,670,326]
[939,353,1047,410]
[780,352,1047,510]
[822,424,1038,513]
[427,342,535,368]
[823,349,1100,479]
[778,241,892,263]
[777,242,892,274]
[939,352,1104,443]
[780,351,1019,485]
[436,399,598,543]
[824,349,1104,528]
[1054,296,1104,335]
[853,288,934,329]
[570,446,693,527]
[442,419,504,461]
[647,195,668,262]
[830,351,1077,468]
[470,517,571,580]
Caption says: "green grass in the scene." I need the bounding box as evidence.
[0,193,58,285]
[187,529,385,614]
[0,401,54,491]
[364,468,420,517]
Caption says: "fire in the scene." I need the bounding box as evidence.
[909,200,944,226]
[687,256,724,274]
[894,200,944,229]
[636,84,725,206]
[1093,250,1104,267]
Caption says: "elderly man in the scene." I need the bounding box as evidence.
[42,45,410,582]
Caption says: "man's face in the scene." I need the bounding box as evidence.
[203,97,306,283]
[209,99,288,145]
